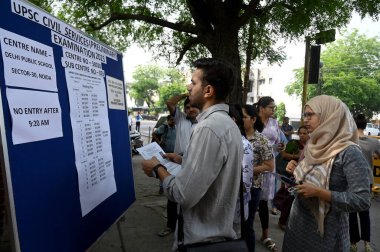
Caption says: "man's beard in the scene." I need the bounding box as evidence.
[189,99,203,112]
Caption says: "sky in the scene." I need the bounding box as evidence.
[122,13,380,116]
[258,13,380,118]
[282,13,380,70]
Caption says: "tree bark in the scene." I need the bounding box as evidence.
[243,20,255,104]
[201,29,243,103]
[186,0,244,103]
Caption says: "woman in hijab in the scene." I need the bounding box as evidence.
[283,95,371,252]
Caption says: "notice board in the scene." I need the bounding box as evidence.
[0,0,135,251]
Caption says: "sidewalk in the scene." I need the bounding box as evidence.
[89,154,285,252]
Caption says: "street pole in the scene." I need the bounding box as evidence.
[301,36,311,124]
[318,62,323,95]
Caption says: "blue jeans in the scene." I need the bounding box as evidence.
[243,188,261,252]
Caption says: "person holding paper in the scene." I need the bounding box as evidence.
[152,114,177,237]
[156,91,199,237]
[142,58,243,249]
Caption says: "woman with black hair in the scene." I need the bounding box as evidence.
[228,104,254,239]
[242,104,276,252]
[277,126,309,230]
[255,96,284,251]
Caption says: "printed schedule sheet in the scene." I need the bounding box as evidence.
[65,66,116,216]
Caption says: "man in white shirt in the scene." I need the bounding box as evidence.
[166,94,199,155]
[135,111,142,132]
[142,58,243,248]
[156,91,200,237]
[128,111,132,131]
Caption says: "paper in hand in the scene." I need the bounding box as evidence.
[137,142,182,176]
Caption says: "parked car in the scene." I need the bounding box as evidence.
[154,115,169,130]
[143,114,158,121]
[364,123,380,136]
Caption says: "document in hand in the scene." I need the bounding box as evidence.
[136,142,182,176]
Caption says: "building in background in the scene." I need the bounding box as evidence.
[246,65,302,128]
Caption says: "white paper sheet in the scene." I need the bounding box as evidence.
[65,67,116,216]
[6,88,63,144]
[137,142,182,176]
[0,28,57,91]
[106,75,125,110]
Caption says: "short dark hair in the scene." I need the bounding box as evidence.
[167,115,174,120]
[354,114,367,130]
[193,58,235,101]
[242,104,264,132]
[228,104,245,137]
[297,125,308,134]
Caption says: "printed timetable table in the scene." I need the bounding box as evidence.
[66,68,116,216]
[77,120,111,189]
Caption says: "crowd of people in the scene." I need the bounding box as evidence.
[137,58,377,252]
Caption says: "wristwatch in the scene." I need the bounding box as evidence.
[152,164,167,178]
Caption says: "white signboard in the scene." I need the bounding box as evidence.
[106,75,125,110]
[0,28,57,91]
[6,88,63,144]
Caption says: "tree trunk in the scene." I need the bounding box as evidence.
[243,20,255,104]
[203,30,243,104]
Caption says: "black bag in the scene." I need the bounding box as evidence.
[177,174,249,252]
[273,186,291,211]
[275,155,288,176]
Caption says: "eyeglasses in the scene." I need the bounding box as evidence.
[303,112,315,119]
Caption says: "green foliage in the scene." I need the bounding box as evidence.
[275,102,286,122]
[129,65,164,108]
[29,0,54,13]
[164,68,185,85]
[52,0,377,65]
[285,68,318,100]
[157,83,187,108]
[285,30,380,118]
[129,65,186,109]
[35,0,380,102]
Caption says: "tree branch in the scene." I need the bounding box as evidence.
[176,37,202,65]
[88,12,198,34]
[238,0,295,28]
[186,0,214,32]
[237,0,262,27]
[280,3,297,12]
